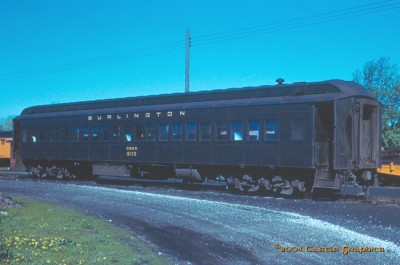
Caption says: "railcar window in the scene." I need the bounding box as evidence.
[135,124,145,141]
[73,127,80,142]
[102,126,110,141]
[248,120,260,141]
[265,120,279,141]
[363,105,374,121]
[112,125,120,142]
[38,128,45,142]
[63,127,69,141]
[159,123,169,141]
[29,129,37,143]
[216,121,228,141]
[146,124,156,141]
[82,127,90,142]
[46,127,53,142]
[123,125,132,142]
[22,129,28,143]
[54,127,61,142]
[186,122,197,141]
[27,129,32,143]
[292,119,304,142]
[172,123,182,141]
[200,122,211,141]
[92,126,100,142]
[231,121,243,141]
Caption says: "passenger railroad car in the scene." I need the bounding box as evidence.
[13,79,382,196]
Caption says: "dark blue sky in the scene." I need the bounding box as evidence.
[1,0,399,118]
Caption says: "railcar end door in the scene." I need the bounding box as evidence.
[358,99,380,169]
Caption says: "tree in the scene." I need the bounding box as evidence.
[0,115,15,131]
[353,57,400,151]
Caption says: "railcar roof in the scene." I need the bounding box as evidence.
[20,79,375,116]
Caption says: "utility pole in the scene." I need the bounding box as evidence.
[185,29,191,93]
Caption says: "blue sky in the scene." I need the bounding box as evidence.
[1,0,399,118]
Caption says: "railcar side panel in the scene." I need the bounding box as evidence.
[183,142,211,164]
[18,102,317,169]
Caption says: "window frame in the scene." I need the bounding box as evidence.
[172,123,183,141]
[102,125,110,142]
[146,123,156,141]
[123,124,133,142]
[111,125,121,142]
[134,123,145,141]
[92,126,101,142]
[247,120,260,141]
[159,123,169,142]
[72,127,80,142]
[199,121,212,142]
[185,122,197,141]
[230,120,243,141]
[215,121,228,141]
[264,119,280,141]
[62,127,69,142]
[291,118,305,143]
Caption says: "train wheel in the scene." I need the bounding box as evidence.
[258,177,271,195]
[48,166,59,179]
[29,166,41,178]
[237,175,260,194]
[55,167,70,180]
[279,180,294,196]
[226,175,260,194]
[271,176,293,197]
[226,176,239,193]
[292,180,309,198]
[32,165,48,178]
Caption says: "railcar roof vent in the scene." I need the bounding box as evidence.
[276,78,285,85]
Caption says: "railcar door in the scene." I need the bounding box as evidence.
[334,98,357,170]
[313,103,335,188]
[314,103,334,167]
[358,99,380,169]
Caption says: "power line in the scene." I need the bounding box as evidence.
[0,0,399,80]
[0,41,184,80]
[193,0,400,46]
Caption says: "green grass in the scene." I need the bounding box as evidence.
[0,196,168,265]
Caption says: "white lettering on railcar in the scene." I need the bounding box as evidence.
[87,110,186,121]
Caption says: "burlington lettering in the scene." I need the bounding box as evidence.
[88,110,186,121]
